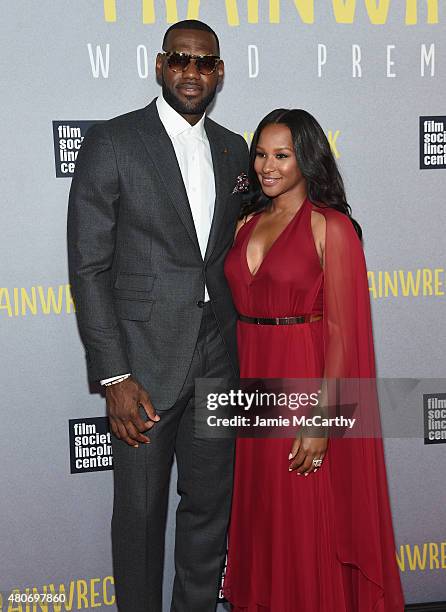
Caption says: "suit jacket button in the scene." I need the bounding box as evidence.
[197,300,205,308]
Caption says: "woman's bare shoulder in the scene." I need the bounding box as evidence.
[311,205,357,238]
[311,205,361,256]
[234,213,256,239]
[310,208,326,226]
[310,208,327,244]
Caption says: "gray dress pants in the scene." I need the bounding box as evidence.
[111,303,235,612]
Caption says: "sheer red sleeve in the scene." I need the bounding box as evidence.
[323,211,375,378]
[320,209,404,610]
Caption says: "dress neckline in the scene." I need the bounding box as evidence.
[243,199,308,280]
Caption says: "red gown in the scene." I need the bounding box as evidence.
[223,198,404,611]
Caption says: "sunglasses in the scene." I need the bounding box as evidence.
[162,51,221,75]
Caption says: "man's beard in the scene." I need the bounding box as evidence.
[162,79,217,116]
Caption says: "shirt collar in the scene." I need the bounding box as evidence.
[156,93,206,140]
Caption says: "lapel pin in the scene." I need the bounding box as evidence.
[232,172,249,194]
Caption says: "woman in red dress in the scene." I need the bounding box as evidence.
[223,109,404,611]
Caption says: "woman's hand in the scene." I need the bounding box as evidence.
[288,434,328,476]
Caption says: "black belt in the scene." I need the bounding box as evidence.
[238,313,322,325]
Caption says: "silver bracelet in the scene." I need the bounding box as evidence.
[104,374,131,386]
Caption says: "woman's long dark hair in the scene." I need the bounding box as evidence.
[241,108,362,239]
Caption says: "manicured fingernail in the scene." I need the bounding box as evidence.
[314,469,318,473]
[288,468,292,471]
[288,453,293,460]
[133,444,139,448]
[296,472,301,476]
[304,473,308,477]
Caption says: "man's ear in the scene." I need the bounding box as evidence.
[155,53,164,82]
[217,59,225,86]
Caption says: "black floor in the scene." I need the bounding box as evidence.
[406,603,446,612]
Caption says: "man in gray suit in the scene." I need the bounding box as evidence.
[67,19,249,612]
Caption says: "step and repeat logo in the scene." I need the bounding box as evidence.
[0,284,75,317]
[396,540,446,571]
[52,121,102,177]
[420,116,446,170]
[424,393,446,444]
[0,575,116,610]
[102,0,440,25]
[69,417,113,473]
[367,267,445,299]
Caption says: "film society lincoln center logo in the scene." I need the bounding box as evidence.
[420,115,446,169]
[52,121,102,177]
[69,416,113,473]
[424,393,446,444]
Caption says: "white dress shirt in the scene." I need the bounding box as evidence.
[100,94,216,385]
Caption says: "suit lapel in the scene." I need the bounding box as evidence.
[135,100,201,255]
[204,118,231,262]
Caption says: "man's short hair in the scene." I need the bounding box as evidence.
[162,20,220,55]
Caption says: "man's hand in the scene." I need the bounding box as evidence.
[106,376,160,447]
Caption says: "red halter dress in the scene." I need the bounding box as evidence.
[222,198,404,612]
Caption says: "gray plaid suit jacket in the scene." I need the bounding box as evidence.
[67,98,249,411]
